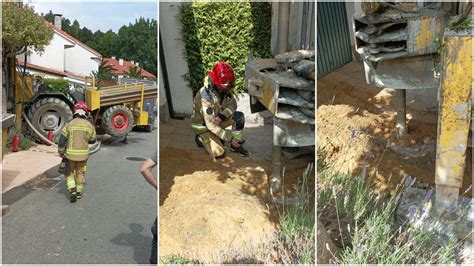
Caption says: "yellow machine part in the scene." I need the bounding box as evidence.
[2,128,9,159]
[135,111,149,126]
[435,32,472,191]
[85,89,101,111]
[15,74,34,102]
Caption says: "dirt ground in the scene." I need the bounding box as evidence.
[159,119,313,263]
[317,63,472,197]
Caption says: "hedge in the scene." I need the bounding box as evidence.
[43,78,69,94]
[178,1,272,94]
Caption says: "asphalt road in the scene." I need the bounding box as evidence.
[2,130,157,264]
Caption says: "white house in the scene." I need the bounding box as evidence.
[16,14,101,87]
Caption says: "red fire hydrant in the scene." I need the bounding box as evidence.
[12,133,19,152]
[47,131,53,146]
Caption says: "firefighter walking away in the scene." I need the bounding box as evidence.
[191,61,249,159]
[58,101,97,202]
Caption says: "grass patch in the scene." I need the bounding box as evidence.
[317,148,458,264]
[270,163,315,264]
[448,18,472,31]
[161,255,199,265]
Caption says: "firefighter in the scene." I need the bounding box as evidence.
[58,101,97,202]
[191,61,249,158]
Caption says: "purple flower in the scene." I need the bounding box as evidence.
[363,151,374,160]
[351,129,356,138]
[423,189,433,201]
[404,176,413,186]
[447,199,459,212]
[408,206,417,221]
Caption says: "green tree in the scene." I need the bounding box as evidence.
[115,17,157,76]
[124,66,143,79]
[2,3,54,56]
[79,27,93,43]
[43,10,54,22]
[70,19,81,38]
[92,60,115,80]
[96,30,119,57]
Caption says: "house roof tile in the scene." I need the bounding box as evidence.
[103,57,156,79]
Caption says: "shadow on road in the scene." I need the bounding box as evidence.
[110,223,153,264]
[100,136,147,147]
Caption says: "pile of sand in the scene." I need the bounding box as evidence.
[159,148,277,263]
[317,77,472,195]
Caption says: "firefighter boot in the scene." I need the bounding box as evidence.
[76,184,83,199]
[230,142,249,157]
[195,134,204,148]
[69,188,77,203]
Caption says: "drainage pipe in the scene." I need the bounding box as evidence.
[395,89,407,139]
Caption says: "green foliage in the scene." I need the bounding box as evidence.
[115,18,158,76]
[178,2,272,94]
[124,66,143,79]
[92,60,115,80]
[2,3,54,56]
[317,152,458,264]
[448,18,472,31]
[43,78,69,94]
[271,164,315,264]
[161,255,199,264]
[19,134,32,151]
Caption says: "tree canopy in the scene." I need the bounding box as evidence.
[2,3,54,56]
[42,10,157,76]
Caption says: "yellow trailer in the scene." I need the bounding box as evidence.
[85,77,157,137]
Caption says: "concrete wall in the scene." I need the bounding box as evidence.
[64,45,100,77]
[158,60,170,122]
[159,2,194,116]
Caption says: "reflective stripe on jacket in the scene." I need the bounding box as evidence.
[60,117,96,161]
[191,78,237,142]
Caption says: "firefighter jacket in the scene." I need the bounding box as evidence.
[191,78,237,142]
[58,117,96,162]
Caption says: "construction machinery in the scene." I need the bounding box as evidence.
[245,50,315,191]
[14,62,157,143]
[355,1,472,239]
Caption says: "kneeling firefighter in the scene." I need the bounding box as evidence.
[191,61,249,159]
[58,101,97,202]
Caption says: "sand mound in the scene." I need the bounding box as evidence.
[317,76,472,195]
[159,148,277,263]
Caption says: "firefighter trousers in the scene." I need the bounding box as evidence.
[196,111,245,158]
[66,160,87,193]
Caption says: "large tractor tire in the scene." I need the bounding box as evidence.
[27,97,73,143]
[102,105,134,137]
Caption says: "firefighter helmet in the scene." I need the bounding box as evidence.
[73,101,89,117]
[208,62,235,92]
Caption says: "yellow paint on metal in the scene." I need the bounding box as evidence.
[435,34,472,189]
[15,75,33,102]
[85,89,101,111]
[417,18,432,51]
[135,111,149,126]
[139,84,145,113]
[2,128,9,159]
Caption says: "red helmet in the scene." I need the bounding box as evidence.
[208,62,235,92]
[73,101,89,116]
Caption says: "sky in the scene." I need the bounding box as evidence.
[28,1,157,33]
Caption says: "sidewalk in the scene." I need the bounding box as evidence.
[2,144,60,194]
